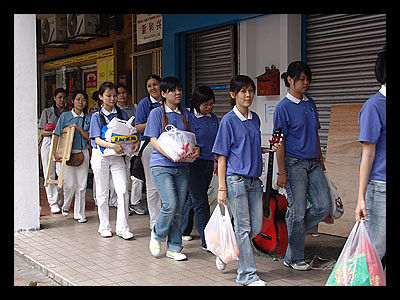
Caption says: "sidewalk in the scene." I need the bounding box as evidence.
[14,185,346,286]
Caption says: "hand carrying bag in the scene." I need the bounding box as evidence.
[326,221,385,286]
[157,125,197,162]
[204,204,240,264]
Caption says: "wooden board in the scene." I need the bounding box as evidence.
[44,127,75,188]
[318,104,363,237]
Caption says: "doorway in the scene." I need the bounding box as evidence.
[131,47,162,104]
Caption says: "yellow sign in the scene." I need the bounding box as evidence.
[97,56,114,87]
[43,48,114,70]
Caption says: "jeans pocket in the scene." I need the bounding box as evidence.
[228,175,244,184]
[227,175,246,198]
[151,166,163,177]
[284,157,302,168]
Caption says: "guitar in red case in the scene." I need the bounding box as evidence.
[252,127,288,256]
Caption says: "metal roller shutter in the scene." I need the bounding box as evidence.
[186,25,236,120]
[305,14,386,156]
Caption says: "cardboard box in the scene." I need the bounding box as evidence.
[318,104,363,237]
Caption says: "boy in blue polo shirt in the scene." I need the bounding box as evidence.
[356,47,386,266]
[273,61,331,271]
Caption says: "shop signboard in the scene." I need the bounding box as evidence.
[137,14,162,45]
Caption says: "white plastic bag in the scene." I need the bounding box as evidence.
[100,116,139,156]
[204,204,240,264]
[324,173,344,219]
[157,124,197,162]
[326,221,385,286]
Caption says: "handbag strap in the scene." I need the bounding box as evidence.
[137,139,150,158]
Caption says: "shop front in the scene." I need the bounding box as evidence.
[40,48,114,114]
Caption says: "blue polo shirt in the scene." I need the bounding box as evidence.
[188,109,219,161]
[135,96,162,141]
[358,86,386,181]
[54,110,91,150]
[144,104,192,167]
[89,107,128,149]
[273,93,320,159]
[212,106,262,178]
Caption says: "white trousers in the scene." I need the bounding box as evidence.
[141,141,161,229]
[40,136,62,207]
[91,149,130,233]
[56,149,89,219]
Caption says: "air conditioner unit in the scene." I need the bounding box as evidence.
[41,14,67,45]
[67,14,100,40]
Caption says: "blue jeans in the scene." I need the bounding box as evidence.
[364,180,386,261]
[226,174,263,285]
[284,157,331,265]
[151,166,189,253]
[182,159,214,248]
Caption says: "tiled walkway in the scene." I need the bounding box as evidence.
[14,205,339,286]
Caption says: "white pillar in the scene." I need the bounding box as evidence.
[14,14,40,231]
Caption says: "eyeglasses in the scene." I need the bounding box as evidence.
[200,101,214,108]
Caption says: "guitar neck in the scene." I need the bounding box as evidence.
[265,142,275,199]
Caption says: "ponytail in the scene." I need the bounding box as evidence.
[160,99,189,132]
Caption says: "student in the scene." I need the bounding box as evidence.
[52,90,91,223]
[38,88,68,213]
[273,61,331,271]
[115,83,145,216]
[134,74,163,229]
[355,46,386,266]
[91,91,117,208]
[144,77,200,261]
[89,82,140,240]
[212,75,279,286]
[116,83,136,118]
[181,86,219,250]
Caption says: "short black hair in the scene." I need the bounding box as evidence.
[375,47,386,84]
[72,90,88,113]
[72,90,88,102]
[116,83,128,93]
[160,77,182,97]
[54,87,67,98]
[229,75,256,107]
[281,61,312,88]
[190,86,215,113]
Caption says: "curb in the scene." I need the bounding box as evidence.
[14,248,76,286]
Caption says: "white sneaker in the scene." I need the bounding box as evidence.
[99,230,112,238]
[50,204,60,214]
[166,251,187,261]
[216,256,226,271]
[283,260,311,271]
[247,279,267,286]
[62,209,69,216]
[116,231,135,240]
[182,235,193,241]
[77,217,87,223]
[149,230,161,257]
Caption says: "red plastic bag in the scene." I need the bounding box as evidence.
[204,204,239,264]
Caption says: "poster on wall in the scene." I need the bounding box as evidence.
[85,71,97,114]
[97,56,114,87]
[137,14,162,45]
